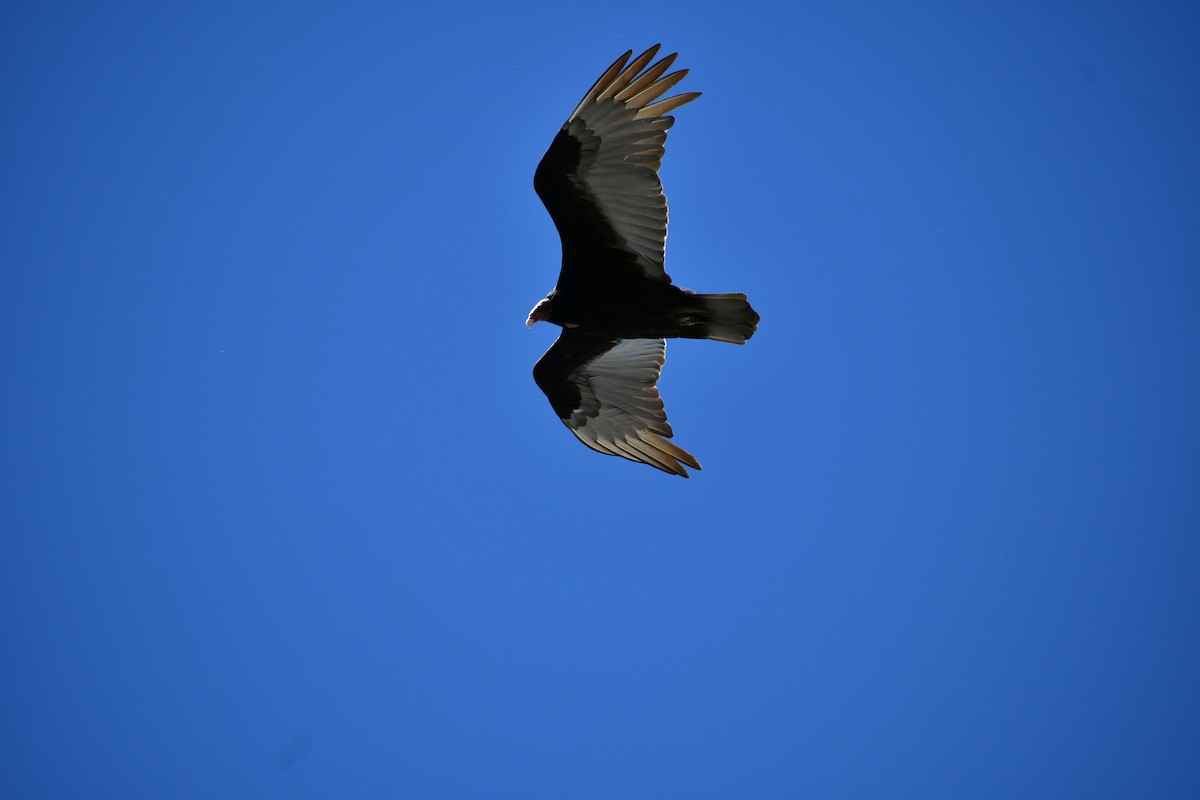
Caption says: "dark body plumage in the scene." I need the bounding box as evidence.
[528,45,759,476]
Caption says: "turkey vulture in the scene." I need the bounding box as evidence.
[528,45,759,477]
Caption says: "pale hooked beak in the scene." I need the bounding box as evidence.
[526,297,551,328]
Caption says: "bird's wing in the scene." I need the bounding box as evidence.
[534,44,700,283]
[533,332,700,477]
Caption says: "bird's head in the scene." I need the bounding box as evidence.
[526,296,553,328]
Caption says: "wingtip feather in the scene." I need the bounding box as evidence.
[568,48,635,121]
[614,52,679,102]
[603,45,661,99]
[634,92,702,120]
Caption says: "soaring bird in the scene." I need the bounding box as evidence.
[528,45,759,477]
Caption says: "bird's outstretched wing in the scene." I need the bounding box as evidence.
[534,44,700,283]
[533,332,700,477]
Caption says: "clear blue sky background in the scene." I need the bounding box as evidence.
[3,1,1198,797]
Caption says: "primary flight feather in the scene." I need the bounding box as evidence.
[529,45,760,477]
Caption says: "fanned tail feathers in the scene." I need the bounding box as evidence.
[697,293,760,344]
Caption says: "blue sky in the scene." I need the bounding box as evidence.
[2,1,1198,797]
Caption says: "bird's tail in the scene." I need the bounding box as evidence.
[693,293,760,344]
